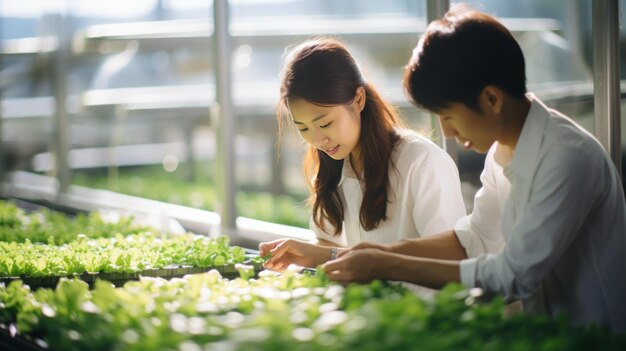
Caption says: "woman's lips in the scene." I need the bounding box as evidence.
[325,145,339,156]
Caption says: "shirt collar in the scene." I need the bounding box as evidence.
[506,93,551,180]
[338,156,359,186]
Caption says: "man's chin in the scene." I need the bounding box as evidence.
[466,142,493,154]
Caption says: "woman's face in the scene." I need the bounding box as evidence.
[289,95,363,161]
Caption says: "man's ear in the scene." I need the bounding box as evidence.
[480,86,503,115]
[354,87,366,112]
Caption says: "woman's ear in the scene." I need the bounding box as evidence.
[354,86,366,112]
[480,86,503,114]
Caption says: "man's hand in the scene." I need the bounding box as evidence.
[323,248,389,284]
[259,239,330,272]
[336,241,391,259]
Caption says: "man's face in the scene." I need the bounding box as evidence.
[435,102,500,154]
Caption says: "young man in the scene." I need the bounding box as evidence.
[323,6,626,330]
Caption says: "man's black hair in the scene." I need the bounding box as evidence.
[404,5,527,112]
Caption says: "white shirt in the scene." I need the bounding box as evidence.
[454,143,510,258]
[313,128,466,247]
[459,95,626,330]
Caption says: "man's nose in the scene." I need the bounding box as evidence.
[438,119,457,139]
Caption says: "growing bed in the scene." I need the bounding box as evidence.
[0,199,624,350]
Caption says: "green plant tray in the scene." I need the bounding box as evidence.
[0,262,263,289]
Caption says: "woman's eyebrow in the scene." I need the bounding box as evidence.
[293,113,327,124]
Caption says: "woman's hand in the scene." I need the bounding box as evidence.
[259,239,330,272]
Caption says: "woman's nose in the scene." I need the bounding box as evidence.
[314,130,330,145]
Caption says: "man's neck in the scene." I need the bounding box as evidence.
[498,95,532,151]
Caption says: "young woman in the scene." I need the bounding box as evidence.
[260,37,466,271]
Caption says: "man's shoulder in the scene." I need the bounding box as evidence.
[543,109,605,159]
[532,112,615,187]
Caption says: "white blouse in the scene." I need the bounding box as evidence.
[312,128,467,247]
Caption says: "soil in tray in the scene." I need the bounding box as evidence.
[0,325,47,351]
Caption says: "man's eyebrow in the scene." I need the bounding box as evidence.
[293,113,327,124]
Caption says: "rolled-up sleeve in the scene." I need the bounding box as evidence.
[460,255,479,287]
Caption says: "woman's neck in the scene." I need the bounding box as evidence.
[349,148,363,180]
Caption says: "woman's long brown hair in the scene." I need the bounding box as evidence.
[277,38,402,235]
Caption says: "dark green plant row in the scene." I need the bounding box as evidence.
[0,270,624,351]
[72,165,311,228]
[0,200,154,245]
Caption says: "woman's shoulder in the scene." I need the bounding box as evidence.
[394,128,446,160]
